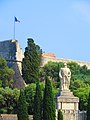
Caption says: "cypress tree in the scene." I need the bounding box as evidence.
[33,81,42,120]
[22,38,42,84]
[17,89,29,120]
[87,93,90,120]
[43,76,56,120]
[58,109,63,120]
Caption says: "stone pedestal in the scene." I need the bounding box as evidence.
[56,90,79,120]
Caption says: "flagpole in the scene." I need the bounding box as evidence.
[13,16,20,39]
[13,17,15,39]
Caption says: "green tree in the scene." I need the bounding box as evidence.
[43,76,56,120]
[73,87,90,110]
[87,93,90,120]
[33,81,42,120]
[58,109,63,120]
[22,38,42,84]
[80,65,88,75]
[25,83,45,115]
[0,58,14,88]
[25,83,36,115]
[43,62,63,82]
[67,62,81,80]
[0,87,20,114]
[70,79,87,90]
[17,89,29,120]
[39,61,63,88]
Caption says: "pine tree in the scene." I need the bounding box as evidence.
[43,76,56,120]
[22,38,42,84]
[33,81,42,120]
[87,93,90,120]
[17,89,29,120]
[58,109,63,120]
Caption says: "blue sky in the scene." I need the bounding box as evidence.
[0,0,90,61]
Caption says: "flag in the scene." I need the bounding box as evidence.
[15,17,20,23]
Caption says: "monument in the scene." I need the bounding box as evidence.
[56,63,79,120]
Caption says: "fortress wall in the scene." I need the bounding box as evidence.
[41,56,90,69]
[0,40,25,89]
[0,40,16,60]
[15,40,24,74]
[0,39,23,61]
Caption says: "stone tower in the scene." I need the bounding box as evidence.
[0,39,25,89]
[56,63,79,120]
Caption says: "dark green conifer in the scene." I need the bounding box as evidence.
[43,76,56,120]
[33,81,42,120]
[17,89,29,120]
[58,109,63,120]
[87,93,90,120]
[22,38,42,84]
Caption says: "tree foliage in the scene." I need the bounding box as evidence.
[87,93,90,120]
[0,58,19,114]
[25,82,45,115]
[67,62,81,76]
[0,58,14,88]
[0,87,20,113]
[40,61,90,110]
[73,87,90,110]
[17,89,29,120]
[43,77,56,120]
[33,81,42,120]
[41,61,63,81]
[22,38,42,84]
[58,109,63,120]
[25,83,36,115]
[39,61,63,88]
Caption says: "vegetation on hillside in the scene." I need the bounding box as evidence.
[0,38,90,120]
[0,87,19,114]
[0,58,19,114]
[0,58,14,88]
[39,61,90,110]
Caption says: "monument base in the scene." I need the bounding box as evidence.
[56,90,79,120]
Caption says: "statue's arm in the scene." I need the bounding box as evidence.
[59,70,62,79]
[68,69,71,77]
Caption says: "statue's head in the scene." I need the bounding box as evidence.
[64,63,67,67]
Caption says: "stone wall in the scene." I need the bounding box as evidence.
[78,111,86,120]
[12,62,25,89]
[0,39,23,73]
[41,54,90,69]
[0,114,33,120]
[0,40,25,89]
[0,113,86,120]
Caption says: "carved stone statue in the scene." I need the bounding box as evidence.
[59,63,71,91]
